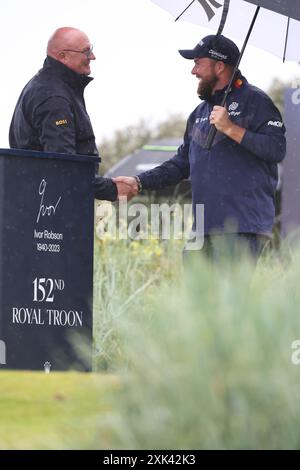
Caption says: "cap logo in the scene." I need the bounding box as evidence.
[208,49,228,60]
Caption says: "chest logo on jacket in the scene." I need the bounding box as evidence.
[55,119,68,126]
[228,102,239,111]
[195,117,208,124]
[228,101,241,118]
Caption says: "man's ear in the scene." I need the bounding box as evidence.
[57,51,67,63]
[215,61,226,76]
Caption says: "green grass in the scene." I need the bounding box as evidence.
[0,371,118,449]
[93,236,184,370]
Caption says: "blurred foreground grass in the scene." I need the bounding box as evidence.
[92,237,300,449]
[2,235,300,449]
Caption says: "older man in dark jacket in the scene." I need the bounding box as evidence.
[9,27,132,201]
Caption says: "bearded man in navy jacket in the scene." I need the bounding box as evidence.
[116,35,286,260]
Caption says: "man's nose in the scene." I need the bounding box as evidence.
[90,52,96,60]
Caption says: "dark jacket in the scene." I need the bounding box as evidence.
[138,75,286,236]
[9,56,117,201]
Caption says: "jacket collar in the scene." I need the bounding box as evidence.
[42,56,93,92]
[204,71,247,105]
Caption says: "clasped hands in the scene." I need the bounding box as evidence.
[112,176,139,201]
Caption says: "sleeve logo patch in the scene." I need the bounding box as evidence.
[55,119,68,126]
[268,120,283,128]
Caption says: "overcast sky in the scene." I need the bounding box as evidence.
[1,0,299,148]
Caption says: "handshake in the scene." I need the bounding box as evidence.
[112,176,141,201]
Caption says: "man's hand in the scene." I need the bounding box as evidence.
[112,176,138,201]
[209,105,231,133]
[209,105,246,144]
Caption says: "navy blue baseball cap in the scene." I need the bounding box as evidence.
[179,35,240,65]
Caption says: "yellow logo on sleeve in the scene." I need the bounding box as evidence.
[55,119,68,126]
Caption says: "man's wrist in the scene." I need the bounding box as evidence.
[225,123,246,144]
[133,175,142,193]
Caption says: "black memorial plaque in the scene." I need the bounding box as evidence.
[0,148,98,371]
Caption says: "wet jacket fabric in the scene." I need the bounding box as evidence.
[138,75,286,236]
[9,56,117,201]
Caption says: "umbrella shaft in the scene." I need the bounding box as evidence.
[232,6,261,82]
[206,5,261,148]
[175,0,196,21]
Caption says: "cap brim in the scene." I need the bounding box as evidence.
[178,49,197,59]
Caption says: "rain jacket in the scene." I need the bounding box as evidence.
[9,56,117,201]
[138,74,286,236]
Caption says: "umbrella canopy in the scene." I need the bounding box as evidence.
[150,0,300,61]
